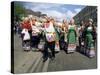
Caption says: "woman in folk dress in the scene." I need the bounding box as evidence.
[59,19,68,50]
[53,19,60,52]
[62,19,68,51]
[84,19,96,58]
[67,19,78,53]
[21,17,31,50]
[21,17,31,51]
[77,21,85,53]
[31,18,41,50]
[21,28,30,51]
[43,17,56,62]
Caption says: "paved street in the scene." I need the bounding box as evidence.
[14,34,97,74]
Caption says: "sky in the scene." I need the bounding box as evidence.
[20,2,86,22]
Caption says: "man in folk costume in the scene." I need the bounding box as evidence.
[84,19,96,58]
[67,19,78,53]
[43,17,56,62]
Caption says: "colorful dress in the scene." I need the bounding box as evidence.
[85,26,95,58]
[67,25,77,53]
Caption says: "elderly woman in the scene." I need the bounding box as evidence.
[67,19,78,53]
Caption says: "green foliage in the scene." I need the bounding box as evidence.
[14,2,27,21]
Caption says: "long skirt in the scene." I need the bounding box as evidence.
[59,33,65,50]
[85,34,95,58]
[67,31,76,53]
[31,35,40,48]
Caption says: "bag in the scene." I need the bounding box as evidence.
[21,29,30,40]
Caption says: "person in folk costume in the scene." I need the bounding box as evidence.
[91,22,97,50]
[61,19,68,50]
[28,15,34,48]
[84,19,96,58]
[21,17,32,33]
[52,18,60,52]
[59,26,64,50]
[35,19,43,42]
[43,17,56,62]
[31,18,41,50]
[59,21,65,50]
[67,18,78,53]
[21,17,32,41]
[21,17,31,51]
[78,21,86,53]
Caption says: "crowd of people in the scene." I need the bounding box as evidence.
[14,15,97,62]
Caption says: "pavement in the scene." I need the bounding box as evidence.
[14,34,97,74]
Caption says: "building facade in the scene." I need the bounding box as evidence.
[73,6,97,26]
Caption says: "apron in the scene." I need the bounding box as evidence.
[44,22,56,42]
[32,25,40,36]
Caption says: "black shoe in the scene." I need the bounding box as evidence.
[43,57,48,62]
